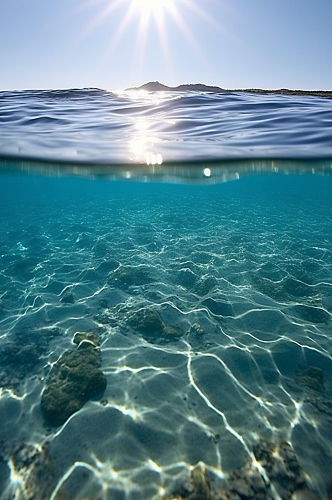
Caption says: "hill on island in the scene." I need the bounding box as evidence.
[126,81,224,93]
[126,81,332,98]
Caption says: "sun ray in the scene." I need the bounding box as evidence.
[155,12,172,65]
[104,5,137,54]
[179,0,248,47]
[166,4,204,57]
[134,11,150,74]
[131,0,175,19]
[74,0,126,42]
[179,0,221,31]
[68,0,226,79]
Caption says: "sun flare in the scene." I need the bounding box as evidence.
[131,0,174,17]
[76,0,221,76]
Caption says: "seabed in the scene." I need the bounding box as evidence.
[1,167,332,500]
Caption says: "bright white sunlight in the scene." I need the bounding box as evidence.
[130,0,176,19]
[76,0,221,71]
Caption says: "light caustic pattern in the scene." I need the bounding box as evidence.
[1,174,332,499]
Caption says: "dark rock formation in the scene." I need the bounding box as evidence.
[163,440,318,500]
[107,265,154,289]
[295,365,325,393]
[40,333,106,426]
[128,307,183,342]
[60,290,75,304]
[0,327,61,390]
[73,330,100,348]
[0,441,58,500]
[163,465,212,500]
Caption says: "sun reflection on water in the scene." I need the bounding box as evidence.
[129,117,163,164]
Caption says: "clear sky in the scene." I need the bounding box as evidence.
[1,0,332,91]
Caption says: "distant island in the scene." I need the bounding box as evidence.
[126,81,332,98]
[126,81,225,93]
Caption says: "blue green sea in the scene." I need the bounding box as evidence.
[1,88,332,500]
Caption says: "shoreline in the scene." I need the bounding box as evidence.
[234,88,332,98]
[126,81,332,98]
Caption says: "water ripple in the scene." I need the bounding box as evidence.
[1,89,332,163]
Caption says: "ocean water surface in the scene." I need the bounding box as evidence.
[1,89,332,500]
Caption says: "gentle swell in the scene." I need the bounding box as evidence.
[1,88,332,163]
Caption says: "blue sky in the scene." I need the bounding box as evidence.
[1,0,332,91]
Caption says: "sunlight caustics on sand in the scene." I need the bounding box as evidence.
[1,172,332,500]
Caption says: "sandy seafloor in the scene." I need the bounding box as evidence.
[1,171,332,500]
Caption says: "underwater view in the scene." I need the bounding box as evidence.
[1,89,332,500]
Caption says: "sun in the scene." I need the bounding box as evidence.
[129,0,178,39]
[75,0,221,76]
[131,0,174,17]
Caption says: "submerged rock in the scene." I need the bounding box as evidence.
[188,465,212,500]
[60,290,75,304]
[108,265,153,289]
[252,440,308,499]
[0,328,62,390]
[163,464,212,500]
[163,325,183,339]
[73,330,100,348]
[131,308,164,334]
[162,440,318,500]
[295,365,325,393]
[286,364,332,420]
[41,336,107,426]
[129,308,183,342]
[0,343,40,388]
[0,442,57,500]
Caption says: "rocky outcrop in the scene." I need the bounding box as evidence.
[40,332,107,426]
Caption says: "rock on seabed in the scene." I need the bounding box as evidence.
[41,337,106,426]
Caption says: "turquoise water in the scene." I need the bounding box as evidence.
[1,171,332,500]
[1,88,332,499]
